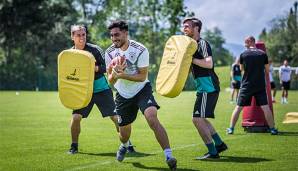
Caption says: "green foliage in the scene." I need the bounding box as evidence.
[203,27,233,66]
[259,1,298,66]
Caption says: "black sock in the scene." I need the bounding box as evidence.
[71,143,78,148]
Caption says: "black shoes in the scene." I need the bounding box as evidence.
[215,142,228,154]
[196,153,219,160]
[166,157,177,170]
[68,146,78,154]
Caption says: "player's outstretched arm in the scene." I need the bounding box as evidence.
[192,56,213,69]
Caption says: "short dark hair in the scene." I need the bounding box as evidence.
[183,17,202,32]
[108,20,128,31]
[247,36,255,43]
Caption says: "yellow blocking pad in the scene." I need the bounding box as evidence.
[156,35,198,98]
[283,112,298,124]
[58,49,95,109]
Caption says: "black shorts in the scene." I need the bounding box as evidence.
[72,89,116,118]
[115,83,160,126]
[232,81,241,89]
[270,82,276,89]
[237,88,268,106]
[282,81,290,90]
[193,92,219,118]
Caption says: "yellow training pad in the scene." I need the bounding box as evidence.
[156,35,198,98]
[283,112,298,124]
[58,49,95,109]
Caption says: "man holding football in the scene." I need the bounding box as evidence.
[105,20,177,170]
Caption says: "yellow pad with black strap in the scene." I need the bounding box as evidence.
[156,35,198,98]
[58,49,95,109]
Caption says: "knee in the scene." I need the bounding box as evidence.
[72,114,82,123]
[192,117,204,125]
[146,115,159,130]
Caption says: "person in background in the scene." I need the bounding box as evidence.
[279,59,292,104]
[226,36,278,135]
[269,60,277,103]
[230,57,241,103]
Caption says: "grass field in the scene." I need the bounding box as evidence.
[1,89,298,171]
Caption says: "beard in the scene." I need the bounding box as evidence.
[113,40,125,48]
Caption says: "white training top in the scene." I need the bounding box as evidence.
[279,65,292,82]
[269,64,274,82]
[105,40,149,98]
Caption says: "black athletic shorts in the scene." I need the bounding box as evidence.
[282,81,290,90]
[237,88,268,106]
[193,91,219,118]
[115,83,160,126]
[72,89,116,118]
[270,81,276,89]
[232,81,241,89]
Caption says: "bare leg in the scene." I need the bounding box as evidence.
[119,124,131,143]
[144,106,170,150]
[260,105,275,128]
[192,117,213,144]
[229,106,243,128]
[231,89,235,101]
[71,114,82,143]
[110,115,119,132]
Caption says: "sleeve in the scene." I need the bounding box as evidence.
[105,51,112,70]
[137,48,149,68]
[95,47,106,74]
[239,54,243,64]
[201,40,212,58]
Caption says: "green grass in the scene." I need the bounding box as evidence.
[1,90,298,171]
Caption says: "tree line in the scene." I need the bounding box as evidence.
[7,0,291,90]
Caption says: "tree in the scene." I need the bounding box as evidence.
[203,27,233,66]
[259,1,298,66]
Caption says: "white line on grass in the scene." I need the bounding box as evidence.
[65,135,251,171]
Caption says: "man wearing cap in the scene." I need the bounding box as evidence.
[182,17,228,159]
[68,24,135,154]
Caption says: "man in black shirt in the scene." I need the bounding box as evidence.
[226,36,278,135]
[68,24,135,154]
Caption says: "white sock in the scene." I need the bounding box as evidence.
[164,148,173,160]
[121,141,129,148]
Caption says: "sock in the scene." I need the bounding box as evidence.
[212,133,223,146]
[164,148,173,160]
[71,143,78,148]
[206,143,217,155]
[121,141,129,148]
[128,140,133,146]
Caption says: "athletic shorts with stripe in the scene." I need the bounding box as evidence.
[115,83,160,126]
[72,89,116,118]
[237,88,268,106]
[193,91,219,118]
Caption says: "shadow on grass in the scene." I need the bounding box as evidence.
[131,162,199,171]
[196,155,272,163]
[277,131,298,136]
[79,151,154,158]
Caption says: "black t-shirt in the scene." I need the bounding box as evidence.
[232,64,241,77]
[191,38,220,92]
[73,43,106,79]
[240,48,268,91]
